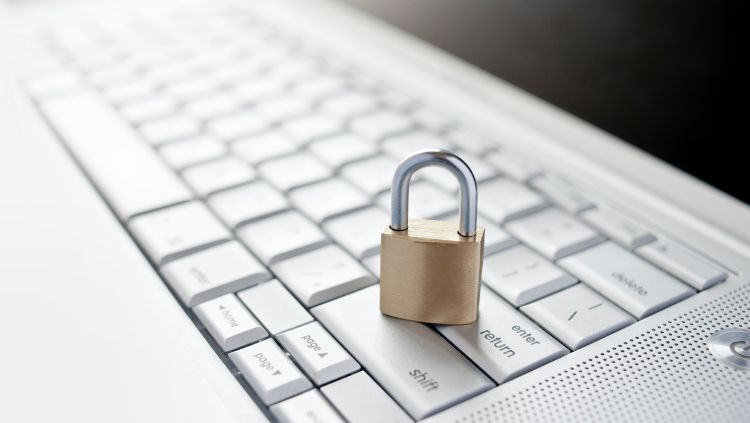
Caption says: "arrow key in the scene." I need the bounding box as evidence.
[193,293,267,352]
[277,321,360,385]
[229,339,312,405]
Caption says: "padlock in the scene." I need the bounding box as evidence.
[380,149,485,325]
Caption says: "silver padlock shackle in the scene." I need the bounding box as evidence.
[390,149,478,237]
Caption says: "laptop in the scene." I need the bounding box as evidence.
[1,0,748,422]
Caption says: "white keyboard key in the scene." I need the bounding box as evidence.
[207,111,267,141]
[446,213,517,256]
[483,245,577,307]
[479,178,549,224]
[485,151,541,182]
[290,179,369,223]
[281,113,342,145]
[377,181,456,220]
[120,97,177,123]
[506,208,605,260]
[229,339,312,405]
[164,78,218,101]
[530,176,595,214]
[270,390,344,423]
[350,111,413,141]
[411,107,455,132]
[581,208,656,249]
[377,87,417,111]
[231,130,297,165]
[340,155,399,196]
[182,157,256,197]
[438,287,568,383]
[382,131,453,161]
[184,93,242,121]
[255,96,314,123]
[89,65,138,88]
[292,74,346,100]
[307,133,378,168]
[25,71,82,98]
[139,115,201,146]
[238,280,314,335]
[103,79,155,104]
[159,135,227,169]
[421,152,497,192]
[234,77,287,104]
[129,201,231,264]
[270,59,319,84]
[558,242,695,318]
[322,372,412,423]
[194,294,268,351]
[257,153,333,192]
[636,239,728,290]
[521,284,635,350]
[362,255,380,278]
[41,92,192,220]
[320,92,379,120]
[160,241,270,306]
[324,207,388,259]
[238,211,329,265]
[445,128,496,155]
[312,286,492,420]
[277,322,360,385]
[208,181,289,228]
[272,245,376,307]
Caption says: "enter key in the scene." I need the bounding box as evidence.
[437,287,568,384]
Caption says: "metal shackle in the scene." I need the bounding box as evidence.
[390,149,478,237]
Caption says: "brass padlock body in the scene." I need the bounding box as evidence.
[380,219,484,325]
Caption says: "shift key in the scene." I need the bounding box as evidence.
[312,286,492,420]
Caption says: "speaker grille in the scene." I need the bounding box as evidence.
[458,283,750,423]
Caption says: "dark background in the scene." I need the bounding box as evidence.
[342,0,747,204]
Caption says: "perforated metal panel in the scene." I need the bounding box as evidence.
[454,283,750,423]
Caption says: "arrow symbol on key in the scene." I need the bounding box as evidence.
[318,353,328,358]
[273,370,281,376]
[218,305,226,310]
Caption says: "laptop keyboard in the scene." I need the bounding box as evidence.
[19,2,730,421]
